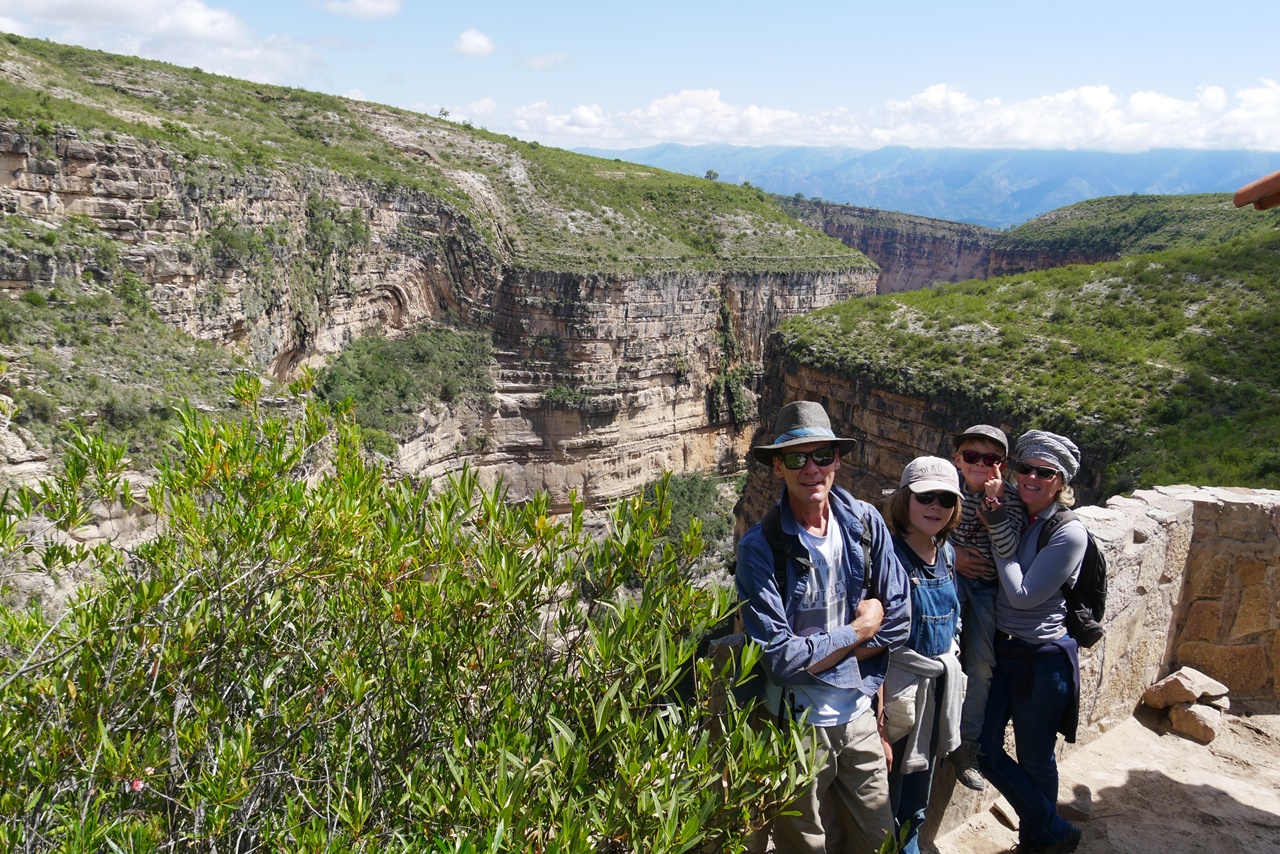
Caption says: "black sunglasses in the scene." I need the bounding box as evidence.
[913,491,958,508]
[1014,461,1060,480]
[779,447,838,470]
[960,450,1005,467]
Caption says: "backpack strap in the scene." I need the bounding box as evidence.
[1034,508,1078,553]
[760,504,798,605]
[1035,508,1080,599]
[754,503,877,603]
[860,512,875,594]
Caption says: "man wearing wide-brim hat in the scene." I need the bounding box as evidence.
[738,400,911,853]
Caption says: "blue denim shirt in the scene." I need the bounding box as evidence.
[736,486,912,696]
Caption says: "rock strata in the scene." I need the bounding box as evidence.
[0,122,876,508]
[780,199,1116,294]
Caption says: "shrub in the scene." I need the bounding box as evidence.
[643,471,737,547]
[317,326,493,436]
[541,383,587,409]
[0,399,811,851]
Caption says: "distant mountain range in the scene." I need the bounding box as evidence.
[574,144,1280,229]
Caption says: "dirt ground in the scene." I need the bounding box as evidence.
[931,702,1280,853]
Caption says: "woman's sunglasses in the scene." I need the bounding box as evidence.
[779,447,838,470]
[1013,461,1060,480]
[960,450,1004,467]
[912,491,958,509]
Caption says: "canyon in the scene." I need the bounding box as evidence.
[778,198,1117,293]
[0,120,875,510]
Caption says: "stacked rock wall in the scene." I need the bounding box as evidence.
[1163,486,1280,698]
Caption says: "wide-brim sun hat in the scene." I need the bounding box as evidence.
[899,456,963,496]
[751,400,857,464]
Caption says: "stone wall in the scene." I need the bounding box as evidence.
[1162,486,1280,697]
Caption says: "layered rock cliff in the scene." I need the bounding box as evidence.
[0,121,876,508]
[778,198,1118,293]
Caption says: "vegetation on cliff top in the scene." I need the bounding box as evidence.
[779,226,1280,494]
[0,394,808,851]
[0,33,865,277]
[776,195,1003,243]
[994,193,1280,256]
[0,216,243,463]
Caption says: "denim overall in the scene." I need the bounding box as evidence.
[907,559,959,656]
[890,540,960,854]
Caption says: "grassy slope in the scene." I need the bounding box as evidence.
[995,193,1280,256]
[0,217,245,461]
[779,226,1280,494]
[0,33,864,277]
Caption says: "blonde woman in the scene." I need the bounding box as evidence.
[977,430,1086,854]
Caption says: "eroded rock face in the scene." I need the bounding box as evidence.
[0,124,876,508]
[781,199,1116,294]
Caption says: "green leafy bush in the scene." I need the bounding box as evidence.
[0,398,812,851]
[643,472,738,547]
[540,383,588,410]
[317,326,494,437]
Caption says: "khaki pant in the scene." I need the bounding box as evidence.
[752,708,894,854]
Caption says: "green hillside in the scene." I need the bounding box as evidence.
[0,215,246,459]
[0,34,864,277]
[780,225,1280,494]
[995,193,1280,256]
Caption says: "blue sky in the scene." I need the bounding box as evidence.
[2,1,1277,152]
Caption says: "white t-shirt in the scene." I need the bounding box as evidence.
[765,520,871,726]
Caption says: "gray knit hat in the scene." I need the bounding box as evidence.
[751,401,857,464]
[1014,430,1080,481]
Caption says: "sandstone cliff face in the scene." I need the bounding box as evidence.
[1,124,876,508]
[780,199,1117,294]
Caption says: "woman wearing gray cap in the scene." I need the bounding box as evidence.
[881,456,964,854]
[976,430,1086,854]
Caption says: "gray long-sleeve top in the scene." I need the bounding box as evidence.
[994,503,1086,643]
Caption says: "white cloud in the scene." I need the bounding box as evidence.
[522,52,568,71]
[346,88,367,100]
[452,28,494,59]
[467,97,496,115]
[0,15,28,34]
[322,0,402,20]
[0,1,319,84]
[506,82,1280,152]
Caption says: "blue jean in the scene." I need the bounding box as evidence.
[957,576,997,743]
[887,733,936,854]
[977,637,1076,849]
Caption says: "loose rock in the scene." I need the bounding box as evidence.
[1168,701,1221,744]
[1142,666,1230,709]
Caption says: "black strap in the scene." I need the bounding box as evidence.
[760,504,877,603]
[1035,508,1080,603]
